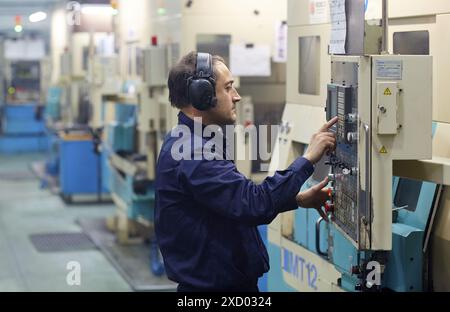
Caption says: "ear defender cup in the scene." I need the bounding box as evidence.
[189,79,215,111]
[188,52,217,111]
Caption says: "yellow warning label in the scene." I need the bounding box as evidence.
[384,88,392,96]
[379,146,388,154]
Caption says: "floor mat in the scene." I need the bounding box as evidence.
[77,218,176,291]
[30,232,96,252]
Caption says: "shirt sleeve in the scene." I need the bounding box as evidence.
[179,155,314,226]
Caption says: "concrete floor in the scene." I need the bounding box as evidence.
[0,153,131,292]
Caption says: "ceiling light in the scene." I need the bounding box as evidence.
[29,11,47,23]
[81,4,116,15]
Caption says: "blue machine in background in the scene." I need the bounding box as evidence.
[0,59,49,154]
[58,132,109,202]
[0,104,50,153]
[45,87,63,121]
[105,95,164,276]
[106,103,136,153]
[31,85,112,202]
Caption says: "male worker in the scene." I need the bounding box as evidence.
[155,51,337,292]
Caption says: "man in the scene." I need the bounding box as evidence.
[155,51,337,292]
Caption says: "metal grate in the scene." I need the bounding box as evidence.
[29,232,96,253]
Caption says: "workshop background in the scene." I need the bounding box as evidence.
[0,0,449,292]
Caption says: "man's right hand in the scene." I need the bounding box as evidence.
[304,117,338,164]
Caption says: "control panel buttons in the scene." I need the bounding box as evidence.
[347,132,357,143]
[346,113,357,123]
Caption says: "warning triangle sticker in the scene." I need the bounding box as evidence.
[379,146,387,154]
[384,88,392,96]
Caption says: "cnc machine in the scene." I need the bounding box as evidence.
[267,0,438,292]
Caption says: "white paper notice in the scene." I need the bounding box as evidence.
[4,40,24,59]
[273,21,288,63]
[309,0,330,24]
[329,0,346,54]
[4,39,45,60]
[230,44,271,77]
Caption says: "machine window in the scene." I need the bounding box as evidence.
[394,178,422,212]
[393,31,430,55]
[298,36,320,95]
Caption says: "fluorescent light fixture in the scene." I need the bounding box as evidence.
[14,25,23,32]
[81,4,116,15]
[29,11,47,23]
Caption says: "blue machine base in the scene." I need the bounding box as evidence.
[0,135,50,153]
[2,120,46,134]
[59,139,108,196]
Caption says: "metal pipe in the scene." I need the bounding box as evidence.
[363,123,371,248]
[382,0,389,54]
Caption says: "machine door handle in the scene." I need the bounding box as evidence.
[315,217,328,258]
[392,205,408,212]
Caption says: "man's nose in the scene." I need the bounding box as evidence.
[233,91,241,103]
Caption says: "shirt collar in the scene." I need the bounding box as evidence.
[178,111,231,158]
[178,111,207,133]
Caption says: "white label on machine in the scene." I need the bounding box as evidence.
[230,44,271,76]
[375,60,403,80]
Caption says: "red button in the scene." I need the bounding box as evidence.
[325,202,334,213]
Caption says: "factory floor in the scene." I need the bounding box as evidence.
[0,153,131,292]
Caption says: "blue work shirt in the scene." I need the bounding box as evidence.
[155,111,314,290]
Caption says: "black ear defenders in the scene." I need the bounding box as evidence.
[187,52,216,111]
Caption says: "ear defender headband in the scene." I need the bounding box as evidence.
[187,52,217,111]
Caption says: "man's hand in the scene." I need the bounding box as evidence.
[296,177,330,220]
[304,117,338,164]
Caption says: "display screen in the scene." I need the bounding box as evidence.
[326,84,338,122]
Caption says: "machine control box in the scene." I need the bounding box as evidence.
[325,55,432,250]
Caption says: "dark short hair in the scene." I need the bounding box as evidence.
[168,51,225,109]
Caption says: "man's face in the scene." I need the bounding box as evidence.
[208,62,241,126]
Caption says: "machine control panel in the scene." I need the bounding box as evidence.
[326,79,360,243]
